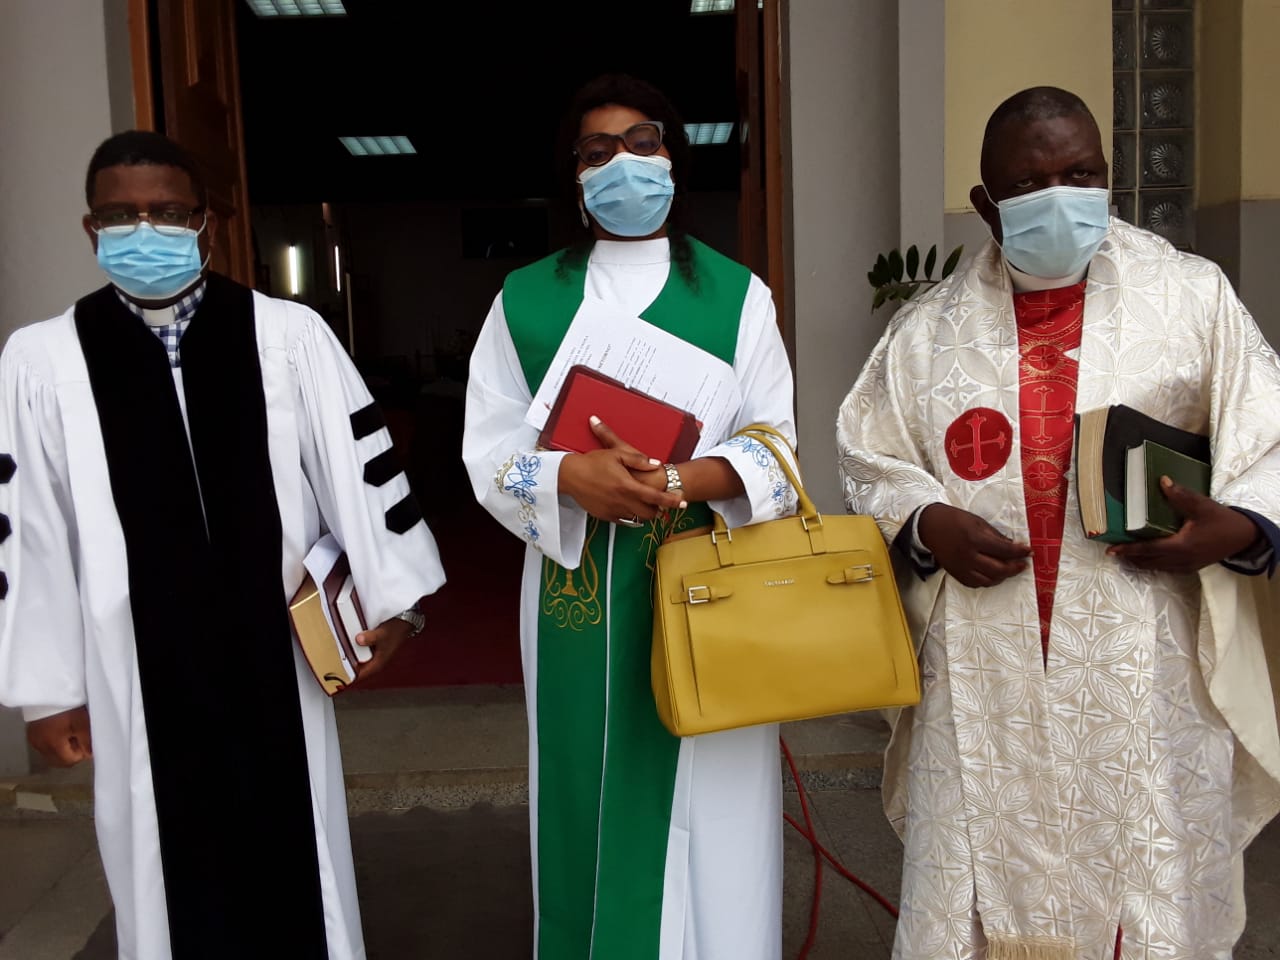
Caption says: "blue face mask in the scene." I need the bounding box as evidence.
[96,220,208,301]
[578,153,675,238]
[991,185,1110,279]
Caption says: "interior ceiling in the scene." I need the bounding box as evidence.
[235,0,745,206]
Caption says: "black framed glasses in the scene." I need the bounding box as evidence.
[572,121,665,167]
[90,205,206,236]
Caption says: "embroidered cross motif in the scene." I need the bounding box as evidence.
[1024,384,1072,442]
[944,407,1013,480]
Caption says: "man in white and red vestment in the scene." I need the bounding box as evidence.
[837,86,1280,960]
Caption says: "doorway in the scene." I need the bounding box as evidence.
[130,0,784,689]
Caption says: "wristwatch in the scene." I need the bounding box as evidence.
[392,603,426,638]
[663,463,684,496]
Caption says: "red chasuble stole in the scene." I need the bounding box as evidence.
[1014,281,1085,662]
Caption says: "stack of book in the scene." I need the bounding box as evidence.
[288,534,370,696]
[1075,404,1211,543]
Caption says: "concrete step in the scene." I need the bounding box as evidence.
[0,685,891,819]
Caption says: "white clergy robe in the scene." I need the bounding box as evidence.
[837,219,1280,960]
[462,237,797,960]
[0,276,446,960]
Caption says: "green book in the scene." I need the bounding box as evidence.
[1125,440,1211,537]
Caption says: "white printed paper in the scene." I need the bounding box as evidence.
[524,299,742,457]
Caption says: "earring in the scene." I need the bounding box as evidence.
[579,203,589,229]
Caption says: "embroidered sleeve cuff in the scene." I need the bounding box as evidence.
[1221,506,1278,577]
[892,505,940,580]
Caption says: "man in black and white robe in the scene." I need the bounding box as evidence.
[0,130,446,959]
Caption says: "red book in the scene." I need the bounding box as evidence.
[538,364,701,462]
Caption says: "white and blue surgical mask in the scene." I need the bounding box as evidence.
[578,153,675,238]
[989,185,1110,279]
[96,220,209,301]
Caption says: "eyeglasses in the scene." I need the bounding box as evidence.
[90,206,206,236]
[572,121,665,167]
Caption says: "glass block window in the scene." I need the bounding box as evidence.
[1112,0,1195,248]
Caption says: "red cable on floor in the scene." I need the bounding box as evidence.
[779,736,899,959]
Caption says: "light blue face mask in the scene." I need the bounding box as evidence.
[578,153,675,238]
[96,220,209,301]
[990,185,1110,279]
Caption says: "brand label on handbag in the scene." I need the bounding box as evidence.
[763,578,796,587]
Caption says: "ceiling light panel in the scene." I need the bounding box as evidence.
[247,0,347,17]
[339,136,417,157]
[689,0,762,12]
[684,123,735,146]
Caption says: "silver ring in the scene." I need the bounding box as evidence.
[616,516,644,528]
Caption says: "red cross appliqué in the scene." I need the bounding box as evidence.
[944,407,1013,481]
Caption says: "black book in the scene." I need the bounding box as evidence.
[1075,404,1210,543]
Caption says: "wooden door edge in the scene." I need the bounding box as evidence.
[127,0,155,129]
[763,0,789,340]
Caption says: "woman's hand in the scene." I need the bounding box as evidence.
[559,417,685,523]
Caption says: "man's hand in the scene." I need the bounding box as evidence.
[558,416,684,523]
[27,706,93,768]
[1106,476,1260,574]
[352,617,414,683]
[917,503,1032,588]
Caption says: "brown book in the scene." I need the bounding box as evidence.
[537,364,701,463]
[288,541,368,697]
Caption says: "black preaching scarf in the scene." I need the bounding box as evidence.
[74,275,327,959]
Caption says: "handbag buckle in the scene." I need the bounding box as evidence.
[710,528,732,545]
[687,585,713,604]
[848,564,875,583]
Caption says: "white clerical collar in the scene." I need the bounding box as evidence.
[1003,258,1088,293]
[590,237,671,266]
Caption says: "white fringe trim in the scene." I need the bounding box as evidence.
[986,936,1076,960]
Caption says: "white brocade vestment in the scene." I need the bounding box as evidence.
[0,285,446,960]
[837,220,1280,960]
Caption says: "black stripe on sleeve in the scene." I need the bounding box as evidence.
[363,448,402,488]
[385,493,424,534]
[349,402,386,441]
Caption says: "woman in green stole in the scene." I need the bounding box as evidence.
[462,74,798,960]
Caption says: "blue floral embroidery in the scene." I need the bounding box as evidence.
[725,435,795,518]
[771,480,788,505]
[503,454,542,505]
[495,453,544,548]
[725,435,773,469]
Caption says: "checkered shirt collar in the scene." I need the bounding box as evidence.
[114,280,207,325]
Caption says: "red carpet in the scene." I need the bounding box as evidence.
[356,500,526,690]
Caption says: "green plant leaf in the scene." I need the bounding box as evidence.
[867,270,878,287]
[924,244,937,278]
[872,287,889,310]
[942,245,963,278]
[906,245,919,280]
[889,249,904,282]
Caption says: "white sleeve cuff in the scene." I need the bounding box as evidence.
[21,704,80,723]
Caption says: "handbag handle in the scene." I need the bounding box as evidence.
[714,423,821,531]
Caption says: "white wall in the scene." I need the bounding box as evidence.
[0,0,133,774]
[0,1,128,339]
[787,0,902,513]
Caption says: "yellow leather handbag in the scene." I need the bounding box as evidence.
[650,424,919,737]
